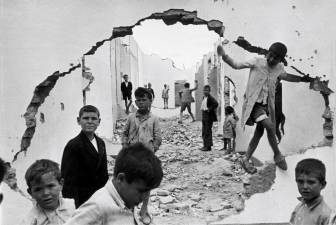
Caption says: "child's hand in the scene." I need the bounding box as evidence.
[217,45,225,56]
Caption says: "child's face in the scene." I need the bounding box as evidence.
[135,95,152,113]
[266,51,282,67]
[77,111,100,134]
[296,173,325,202]
[116,175,150,209]
[28,172,63,211]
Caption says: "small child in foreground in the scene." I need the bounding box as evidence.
[290,158,332,225]
[21,159,75,225]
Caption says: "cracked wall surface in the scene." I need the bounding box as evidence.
[11,9,225,161]
[13,65,81,161]
[2,1,336,224]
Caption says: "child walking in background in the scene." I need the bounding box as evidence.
[222,106,239,154]
[290,158,332,225]
[21,159,75,225]
[122,87,162,225]
[178,80,198,124]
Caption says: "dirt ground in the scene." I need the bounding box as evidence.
[108,114,277,225]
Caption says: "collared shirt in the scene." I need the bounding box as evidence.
[290,196,332,225]
[121,111,162,151]
[201,97,208,111]
[222,55,285,128]
[21,198,75,225]
[64,181,136,225]
[329,212,336,225]
[90,137,98,152]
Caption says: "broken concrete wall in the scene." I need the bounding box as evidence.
[2,1,336,224]
[109,36,143,121]
[212,146,336,224]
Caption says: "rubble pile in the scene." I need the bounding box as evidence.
[160,115,202,147]
[109,115,275,224]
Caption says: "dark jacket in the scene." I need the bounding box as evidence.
[121,81,132,95]
[61,131,108,208]
[203,94,219,122]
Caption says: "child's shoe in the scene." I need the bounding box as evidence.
[274,154,287,170]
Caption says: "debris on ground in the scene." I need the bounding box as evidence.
[108,115,276,224]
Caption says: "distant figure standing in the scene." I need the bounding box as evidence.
[178,80,198,123]
[121,74,133,114]
[147,83,155,100]
[162,84,170,109]
[200,85,218,151]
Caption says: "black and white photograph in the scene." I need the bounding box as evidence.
[1,1,335,224]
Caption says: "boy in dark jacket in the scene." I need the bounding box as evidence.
[61,105,108,208]
[200,85,218,151]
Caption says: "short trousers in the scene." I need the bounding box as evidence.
[246,103,269,126]
[180,102,191,112]
[123,94,132,101]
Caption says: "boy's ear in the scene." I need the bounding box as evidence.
[116,173,126,183]
[321,180,327,189]
[59,178,64,187]
[77,117,80,124]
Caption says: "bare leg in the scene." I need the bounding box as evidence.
[187,105,195,121]
[179,111,183,123]
[260,118,281,157]
[245,122,264,160]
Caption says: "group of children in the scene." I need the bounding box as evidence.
[7,86,163,225]
[0,41,335,225]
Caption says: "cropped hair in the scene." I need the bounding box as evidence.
[295,158,326,183]
[204,85,211,90]
[184,83,190,88]
[78,105,100,118]
[25,159,62,188]
[134,87,153,100]
[0,158,7,183]
[225,106,234,115]
[114,143,163,189]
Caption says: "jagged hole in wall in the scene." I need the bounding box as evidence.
[14,9,225,161]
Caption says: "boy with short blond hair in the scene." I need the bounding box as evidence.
[290,158,332,225]
[64,143,163,225]
[21,159,75,225]
[122,87,162,224]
